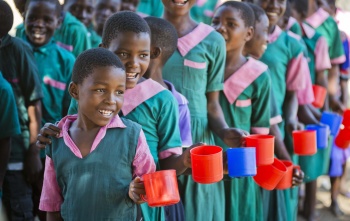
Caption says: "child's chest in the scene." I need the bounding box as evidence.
[69,129,99,158]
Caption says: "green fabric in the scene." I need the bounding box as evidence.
[137,0,164,17]
[163,26,225,221]
[0,34,43,163]
[289,22,303,36]
[87,25,102,48]
[47,118,140,220]
[261,189,287,221]
[15,23,25,39]
[0,72,21,139]
[190,1,218,25]
[270,84,280,120]
[307,16,344,60]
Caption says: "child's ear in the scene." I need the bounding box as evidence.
[245,26,254,42]
[150,47,162,59]
[69,82,79,100]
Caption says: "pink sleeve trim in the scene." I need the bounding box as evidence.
[56,41,73,52]
[286,53,309,91]
[251,127,270,135]
[235,99,252,107]
[158,147,183,160]
[204,10,214,18]
[133,130,156,178]
[39,156,63,212]
[297,73,315,105]
[286,17,298,31]
[184,59,207,69]
[43,76,66,90]
[270,115,283,125]
[331,55,346,65]
[315,37,331,71]
[196,0,207,7]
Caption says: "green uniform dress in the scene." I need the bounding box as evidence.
[137,0,164,17]
[163,23,225,221]
[190,0,220,25]
[68,79,182,221]
[87,24,102,48]
[214,57,271,221]
[297,23,333,182]
[260,26,309,221]
[286,17,303,36]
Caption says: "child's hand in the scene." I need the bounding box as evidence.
[292,168,304,187]
[221,128,249,148]
[129,177,146,204]
[36,123,61,148]
[223,151,228,175]
[286,120,304,135]
[182,142,205,168]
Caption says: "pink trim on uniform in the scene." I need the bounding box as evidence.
[56,41,73,52]
[268,25,283,43]
[137,12,148,18]
[297,72,315,105]
[184,59,207,69]
[301,23,316,39]
[306,8,330,29]
[330,55,346,65]
[121,79,165,116]
[40,115,156,212]
[287,31,301,41]
[158,147,183,160]
[251,127,270,135]
[223,57,268,104]
[286,17,298,31]
[286,53,309,91]
[6,78,19,83]
[196,0,207,7]
[177,23,214,56]
[314,36,331,71]
[235,99,252,107]
[43,76,66,90]
[270,115,283,125]
[204,10,214,18]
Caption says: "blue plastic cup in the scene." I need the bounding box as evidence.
[320,111,343,136]
[227,147,257,178]
[305,124,329,149]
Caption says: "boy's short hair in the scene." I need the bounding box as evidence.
[72,48,125,84]
[0,0,14,38]
[102,11,151,47]
[144,17,178,63]
[25,0,62,16]
[247,3,266,24]
[221,1,255,27]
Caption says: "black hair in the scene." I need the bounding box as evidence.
[144,17,178,63]
[289,0,308,19]
[0,0,14,37]
[220,1,255,27]
[72,48,125,84]
[102,11,150,47]
[246,3,266,24]
[25,0,62,16]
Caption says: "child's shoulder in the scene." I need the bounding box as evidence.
[118,116,143,131]
[61,12,88,33]
[54,41,76,62]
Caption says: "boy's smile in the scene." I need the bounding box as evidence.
[259,0,286,28]
[245,14,269,59]
[162,0,195,15]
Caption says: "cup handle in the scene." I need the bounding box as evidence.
[141,194,148,202]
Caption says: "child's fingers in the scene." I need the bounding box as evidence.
[40,124,61,137]
[37,134,52,145]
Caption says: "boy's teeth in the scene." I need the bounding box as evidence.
[173,0,188,5]
[126,73,137,79]
[99,110,113,116]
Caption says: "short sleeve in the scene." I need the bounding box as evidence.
[178,103,193,147]
[314,36,331,71]
[68,99,78,115]
[133,130,156,178]
[329,22,345,64]
[340,38,350,71]
[206,33,225,92]
[66,25,91,57]
[297,72,315,105]
[286,53,309,91]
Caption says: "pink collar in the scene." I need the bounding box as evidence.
[268,25,283,43]
[223,57,268,104]
[121,79,165,115]
[286,17,298,30]
[177,22,214,56]
[301,23,316,39]
[306,8,330,29]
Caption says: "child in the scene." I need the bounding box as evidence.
[93,0,121,37]
[190,0,221,25]
[161,0,248,220]
[211,2,269,221]
[39,48,156,220]
[122,0,139,12]
[144,16,192,221]
[0,1,43,220]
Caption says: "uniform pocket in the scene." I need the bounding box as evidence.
[183,59,207,92]
[235,99,252,124]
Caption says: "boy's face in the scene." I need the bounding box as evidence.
[212,6,253,52]
[94,0,121,33]
[65,0,94,27]
[25,1,60,47]
[72,66,125,127]
[161,0,196,16]
[259,0,286,28]
[120,0,139,12]
[104,32,150,89]
[244,14,269,59]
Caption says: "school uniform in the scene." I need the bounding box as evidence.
[87,25,102,48]
[39,115,156,221]
[286,17,303,36]
[137,0,164,17]
[214,57,270,221]
[259,26,310,221]
[190,0,220,25]
[0,34,43,219]
[163,23,226,221]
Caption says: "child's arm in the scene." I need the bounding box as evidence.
[47,212,63,221]
[36,123,61,149]
[128,177,146,204]
[270,124,291,161]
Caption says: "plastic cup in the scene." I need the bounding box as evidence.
[245,135,275,166]
[334,127,350,149]
[320,111,343,136]
[190,145,223,184]
[305,124,329,149]
[142,170,180,207]
[343,109,350,127]
[227,147,257,178]
[275,160,301,190]
[292,130,317,155]
[253,158,287,190]
[311,85,327,108]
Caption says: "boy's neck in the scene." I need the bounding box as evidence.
[307,0,318,17]
[163,13,197,38]
[225,49,247,80]
[146,61,168,88]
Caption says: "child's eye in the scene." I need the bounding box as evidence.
[96,89,105,92]
[228,22,234,27]
[116,90,124,95]
[140,54,149,58]
[118,52,128,58]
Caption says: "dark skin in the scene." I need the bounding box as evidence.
[64,0,95,27]
[0,137,11,188]
[120,0,139,12]
[93,0,121,36]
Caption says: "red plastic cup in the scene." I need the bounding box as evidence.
[275,160,301,190]
[292,130,317,155]
[343,109,350,127]
[142,170,180,207]
[311,85,327,108]
[253,158,287,190]
[190,145,223,184]
[245,135,275,166]
[334,127,350,149]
